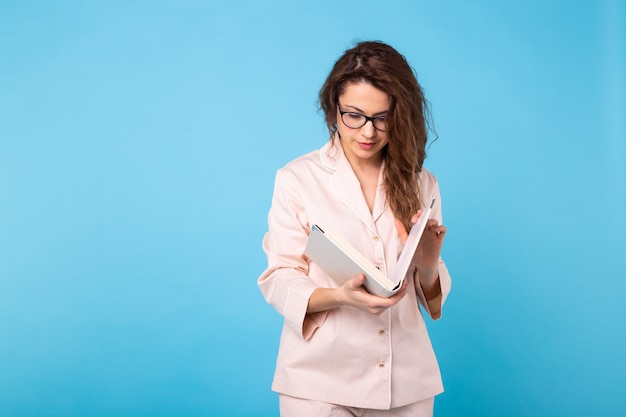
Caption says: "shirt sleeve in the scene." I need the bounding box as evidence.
[257,169,328,340]
[413,178,452,320]
[415,261,451,320]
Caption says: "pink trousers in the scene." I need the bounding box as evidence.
[279,394,435,417]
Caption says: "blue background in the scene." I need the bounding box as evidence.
[1,1,625,416]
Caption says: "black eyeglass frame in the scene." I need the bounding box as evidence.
[337,102,387,132]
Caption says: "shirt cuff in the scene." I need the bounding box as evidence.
[284,282,328,340]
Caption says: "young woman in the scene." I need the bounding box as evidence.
[258,41,452,417]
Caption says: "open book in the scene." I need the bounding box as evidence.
[304,199,435,297]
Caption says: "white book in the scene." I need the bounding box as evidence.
[305,199,435,297]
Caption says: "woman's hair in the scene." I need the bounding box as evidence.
[319,40,433,231]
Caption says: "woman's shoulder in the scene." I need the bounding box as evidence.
[417,167,442,204]
[281,149,320,171]
[417,166,439,185]
[278,141,334,176]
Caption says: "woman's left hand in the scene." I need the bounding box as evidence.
[394,212,447,280]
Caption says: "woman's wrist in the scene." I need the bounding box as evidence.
[419,272,440,300]
[417,265,438,283]
[307,287,342,313]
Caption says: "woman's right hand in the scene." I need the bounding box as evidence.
[308,274,408,315]
[338,274,408,315]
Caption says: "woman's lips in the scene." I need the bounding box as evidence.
[358,142,375,150]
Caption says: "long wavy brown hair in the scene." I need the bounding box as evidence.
[319,41,433,231]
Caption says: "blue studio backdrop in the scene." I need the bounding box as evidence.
[1,1,625,416]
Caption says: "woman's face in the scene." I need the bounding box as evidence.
[336,81,391,168]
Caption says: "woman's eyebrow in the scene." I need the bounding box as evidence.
[342,104,388,116]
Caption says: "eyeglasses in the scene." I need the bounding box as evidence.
[337,102,387,132]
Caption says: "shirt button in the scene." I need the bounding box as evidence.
[378,362,385,368]
[375,265,381,270]
[372,235,379,241]
[378,329,385,335]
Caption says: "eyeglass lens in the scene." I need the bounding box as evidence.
[341,112,386,131]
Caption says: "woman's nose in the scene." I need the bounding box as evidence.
[361,119,376,137]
